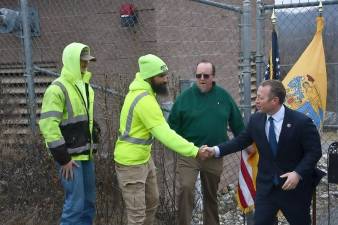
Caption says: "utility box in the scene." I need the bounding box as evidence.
[0,8,20,33]
[119,3,137,27]
[328,142,338,184]
[0,7,40,36]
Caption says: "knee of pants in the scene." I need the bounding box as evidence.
[122,183,147,211]
[148,199,159,212]
[147,203,158,214]
[147,190,159,210]
[254,214,277,225]
[64,197,85,214]
[179,178,196,192]
[126,201,147,222]
[85,191,96,206]
[127,212,146,225]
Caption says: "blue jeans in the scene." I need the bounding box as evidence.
[58,160,96,225]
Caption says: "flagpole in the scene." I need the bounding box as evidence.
[270,9,279,225]
[271,8,277,29]
[318,0,323,17]
[269,9,276,80]
[311,3,323,225]
[269,8,277,79]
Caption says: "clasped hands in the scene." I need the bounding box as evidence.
[197,145,215,160]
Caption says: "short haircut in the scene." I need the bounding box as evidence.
[260,80,286,104]
[197,60,216,76]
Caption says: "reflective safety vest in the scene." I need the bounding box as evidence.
[119,92,153,145]
[114,75,199,165]
[114,87,168,165]
[39,77,96,165]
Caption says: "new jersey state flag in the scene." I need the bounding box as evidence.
[282,16,327,128]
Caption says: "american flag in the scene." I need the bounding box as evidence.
[265,28,281,80]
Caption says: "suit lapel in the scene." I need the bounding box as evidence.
[277,106,292,155]
[260,113,269,144]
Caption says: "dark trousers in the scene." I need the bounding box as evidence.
[254,181,313,225]
[176,156,223,225]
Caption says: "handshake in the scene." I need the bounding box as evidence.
[196,145,215,160]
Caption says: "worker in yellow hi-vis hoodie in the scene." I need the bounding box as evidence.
[39,42,98,225]
[114,54,210,225]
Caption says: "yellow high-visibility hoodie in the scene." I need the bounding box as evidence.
[114,73,198,165]
[39,43,95,165]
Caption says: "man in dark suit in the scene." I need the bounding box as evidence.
[207,80,322,225]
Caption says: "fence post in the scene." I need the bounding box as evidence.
[256,0,265,87]
[20,0,37,134]
[241,0,252,124]
[241,1,254,223]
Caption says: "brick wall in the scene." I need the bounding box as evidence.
[156,0,242,102]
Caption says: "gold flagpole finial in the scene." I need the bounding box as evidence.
[271,8,277,26]
[318,0,323,16]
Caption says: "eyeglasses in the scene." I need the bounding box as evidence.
[196,73,211,79]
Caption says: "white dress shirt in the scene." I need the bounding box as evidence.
[266,105,285,142]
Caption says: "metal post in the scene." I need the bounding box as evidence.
[191,0,242,13]
[241,0,252,124]
[336,64,338,127]
[256,0,265,87]
[21,0,36,134]
[242,3,255,222]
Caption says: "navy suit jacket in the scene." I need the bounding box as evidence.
[218,106,322,196]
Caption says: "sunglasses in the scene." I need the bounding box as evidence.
[196,73,211,79]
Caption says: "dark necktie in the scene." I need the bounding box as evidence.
[268,117,278,157]
[268,117,279,185]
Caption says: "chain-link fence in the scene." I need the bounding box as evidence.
[1,0,338,224]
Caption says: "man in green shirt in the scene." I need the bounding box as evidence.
[168,60,245,225]
[114,54,210,225]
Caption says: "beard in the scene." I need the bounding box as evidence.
[150,80,169,96]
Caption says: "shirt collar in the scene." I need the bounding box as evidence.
[267,105,285,122]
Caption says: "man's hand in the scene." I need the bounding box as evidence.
[280,171,301,191]
[197,145,214,160]
[206,147,215,157]
[61,160,79,180]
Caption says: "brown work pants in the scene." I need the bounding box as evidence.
[115,158,159,225]
[176,156,223,225]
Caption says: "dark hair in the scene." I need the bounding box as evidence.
[260,80,286,104]
[197,60,216,76]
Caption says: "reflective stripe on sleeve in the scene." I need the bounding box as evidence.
[40,111,63,120]
[47,138,65,148]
